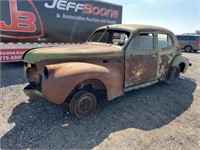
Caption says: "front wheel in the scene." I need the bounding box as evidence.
[69,90,97,119]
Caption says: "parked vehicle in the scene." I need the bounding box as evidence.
[176,35,200,52]
[23,24,190,118]
[0,0,122,62]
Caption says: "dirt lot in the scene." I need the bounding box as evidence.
[0,52,200,149]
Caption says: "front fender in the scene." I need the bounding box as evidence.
[171,55,189,73]
[42,62,124,104]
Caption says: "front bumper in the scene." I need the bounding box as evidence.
[24,83,43,98]
[24,62,43,98]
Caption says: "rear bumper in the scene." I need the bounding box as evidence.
[193,45,200,50]
[24,84,43,98]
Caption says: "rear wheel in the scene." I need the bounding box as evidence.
[69,90,97,119]
[166,66,180,85]
[173,66,181,79]
[184,45,192,52]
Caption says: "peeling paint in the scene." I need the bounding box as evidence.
[125,54,157,87]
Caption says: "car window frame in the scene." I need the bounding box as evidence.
[157,32,175,51]
[87,28,131,47]
[128,31,156,51]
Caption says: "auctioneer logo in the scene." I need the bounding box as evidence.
[44,0,119,18]
[0,0,44,39]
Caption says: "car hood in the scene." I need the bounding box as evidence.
[24,43,123,63]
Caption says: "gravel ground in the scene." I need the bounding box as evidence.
[0,53,200,149]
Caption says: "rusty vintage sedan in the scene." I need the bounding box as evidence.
[23,24,190,118]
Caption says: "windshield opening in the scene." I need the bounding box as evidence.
[88,29,130,47]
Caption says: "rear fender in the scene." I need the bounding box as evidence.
[171,55,189,73]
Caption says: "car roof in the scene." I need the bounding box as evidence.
[97,24,171,32]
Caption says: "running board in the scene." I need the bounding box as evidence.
[124,80,159,92]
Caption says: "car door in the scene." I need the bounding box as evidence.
[157,33,176,79]
[125,32,158,87]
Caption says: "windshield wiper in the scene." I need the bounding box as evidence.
[97,26,109,42]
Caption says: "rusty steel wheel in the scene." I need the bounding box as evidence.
[69,91,86,115]
[72,92,97,119]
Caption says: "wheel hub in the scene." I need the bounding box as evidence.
[78,96,92,112]
[70,91,97,119]
[77,95,94,115]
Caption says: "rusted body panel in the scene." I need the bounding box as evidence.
[25,57,124,104]
[157,48,176,79]
[158,54,172,78]
[125,54,157,87]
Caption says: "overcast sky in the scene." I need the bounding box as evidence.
[109,0,200,34]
